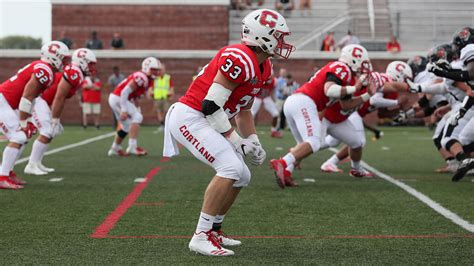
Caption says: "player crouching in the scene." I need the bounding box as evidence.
[24,48,97,175]
[108,57,160,156]
[163,9,293,255]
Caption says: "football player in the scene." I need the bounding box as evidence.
[163,9,293,256]
[250,75,282,137]
[0,41,69,189]
[269,44,370,188]
[321,61,413,175]
[24,48,97,175]
[405,45,471,173]
[107,57,160,156]
[428,27,474,181]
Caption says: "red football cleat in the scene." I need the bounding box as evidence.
[270,159,297,188]
[127,147,148,156]
[349,168,375,178]
[271,130,283,138]
[0,176,23,190]
[9,171,26,185]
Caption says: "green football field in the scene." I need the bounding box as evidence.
[0,126,473,264]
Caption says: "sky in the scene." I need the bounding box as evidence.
[0,0,51,43]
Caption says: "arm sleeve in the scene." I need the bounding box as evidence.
[120,86,133,112]
[369,92,399,108]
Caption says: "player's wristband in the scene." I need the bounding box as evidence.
[360,93,370,102]
[346,86,356,95]
[52,118,60,124]
[247,133,259,143]
[19,120,28,128]
[226,130,243,147]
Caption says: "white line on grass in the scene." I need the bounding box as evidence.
[329,148,474,233]
[15,132,115,165]
[49,178,64,182]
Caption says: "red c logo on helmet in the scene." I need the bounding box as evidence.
[352,47,363,58]
[77,50,87,58]
[259,10,278,28]
[48,44,60,54]
[395,63,405,71]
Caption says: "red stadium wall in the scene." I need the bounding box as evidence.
[52,4,229,50]
[0,56,406,126]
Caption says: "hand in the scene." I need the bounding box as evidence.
[119,112,129,121]
[355,74,368,90]
[427,62,443,74]
[237,138,259,157]
[435,59,452,71]
[449,108,467,126]
[18,120,37,139]
[393,109,415,124]
[406,79,422,93]
[249,143,266,166]
[51,118,64,137]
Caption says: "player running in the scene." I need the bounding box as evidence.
[108,57,161,156]
[0,41,69,189]
[269,44,371,188]
[163,9,294,256]
[24,48,97,175]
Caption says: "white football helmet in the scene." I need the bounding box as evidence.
[241,9,295,59]
[142,57,162,78]
[40,41,70,71]
[72,48,97,76]
[339,44,370,74]
[386,61,413,82]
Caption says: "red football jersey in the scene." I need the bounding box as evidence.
[113,71,151,101]
[41,65,84,106]
[0,60,55,109]
[295,61,353,112]
[357,72,398,117]
[324,87,368,123]
[179,44,272,119]
[257,77,276,99]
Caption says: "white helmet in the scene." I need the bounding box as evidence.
[40,41,70,71]
[386,61,413,82]
[241,9,295,59]
[339,44,370,74]
[72,48,97,76]
[142,57,162,78]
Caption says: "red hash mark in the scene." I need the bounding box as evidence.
[90,166,161,238]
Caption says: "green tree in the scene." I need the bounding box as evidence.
[0,36,42,49]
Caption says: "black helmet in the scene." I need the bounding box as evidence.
[407,56,428,77]
[427,44,457,63]
[452,27,474,56]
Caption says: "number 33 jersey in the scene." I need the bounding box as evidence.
[0,60,56,109]
[180,44,273,118]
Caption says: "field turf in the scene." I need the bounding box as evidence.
[0,126,473,264]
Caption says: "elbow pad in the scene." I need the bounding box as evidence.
[19,97,33,114]
[202,83,232,133]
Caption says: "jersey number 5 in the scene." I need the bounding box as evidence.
[221,58,242,80]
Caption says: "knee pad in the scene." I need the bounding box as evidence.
[117,129,128,138]
[9,131,27,145]
[131,112,143,124]
[305,136,321,153]
[433,135,442,150]
[233,164,251,188]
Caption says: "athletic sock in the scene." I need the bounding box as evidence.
[351,160,361,170]
[1,146,20,176]
[286,163,295,173]
[271,127,277,132]
[282,153,296,167]
[128,138,137,150]
[196,212,215,233]
[111,142,121,151]
[30,140,49,164]
[328,154,340,165]
[212,214,225,231]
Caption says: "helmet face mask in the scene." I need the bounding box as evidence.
[428,44,456,63]
[452,27,474,57]
[241,9,295,59]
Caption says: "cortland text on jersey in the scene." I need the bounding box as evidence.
[296,61,354,111]
[113,71,151,100]
[0,60,55,108]
[179,43,272,119]
[41,65,84,106]
[179,125,215,163]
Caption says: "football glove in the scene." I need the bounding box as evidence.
[18,119,37,139]
[51,118,64,137]
[393,108,415,124]
[448,107,467,127]
[406,79,422,93]
[435,59,452,71]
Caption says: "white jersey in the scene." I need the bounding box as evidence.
[443,60,467,104]
[461,44,474,88]
[415,70,448,107]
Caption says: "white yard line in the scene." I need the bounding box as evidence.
[15,132,115,165]
[329,148,474,233]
